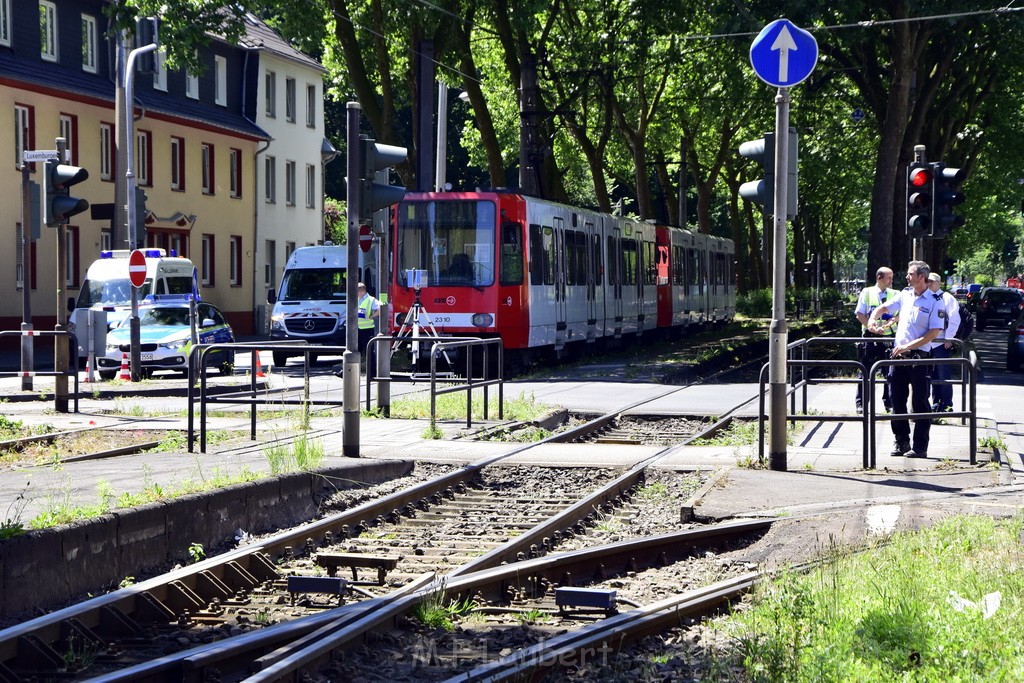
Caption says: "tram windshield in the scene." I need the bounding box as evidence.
[396,200,496,287]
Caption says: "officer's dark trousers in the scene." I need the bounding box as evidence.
[889,359,932,451]
[931,344,953,409]
[856,336,891,410]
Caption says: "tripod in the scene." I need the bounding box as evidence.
[392,287,454,374]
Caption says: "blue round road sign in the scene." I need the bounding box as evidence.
[750,18,818,88]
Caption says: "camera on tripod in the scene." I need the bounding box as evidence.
[405,269,428,291]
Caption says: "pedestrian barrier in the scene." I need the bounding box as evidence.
[364,335,504,428]
[186,341,347,453]
[757,336,977,469]
[0,329,79,412]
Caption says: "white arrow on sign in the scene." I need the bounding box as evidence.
[771,25,798,83]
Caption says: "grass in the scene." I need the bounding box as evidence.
[635,481,671,501]
[388,391,547,422]
[516,608,553,625]
[411,588,479,632]
[708,514,1024,681]
[478,425,551,442]
[692,418,798,448]
[263,434,325,474]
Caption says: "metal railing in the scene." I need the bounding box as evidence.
[0,329,79,412]
[186,341,350,453]
[364,335,504,428]
[758,336,977,469]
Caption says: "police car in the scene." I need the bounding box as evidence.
[96,298,235,379]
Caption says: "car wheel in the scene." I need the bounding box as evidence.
[99,371,115,381]
[273,351,289,367]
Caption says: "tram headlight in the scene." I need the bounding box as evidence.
[471,313,494,328]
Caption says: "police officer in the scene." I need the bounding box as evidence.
[927,272,960,411]
[356,282,381,360]
[854,266,896,412]
[868,261,945,458]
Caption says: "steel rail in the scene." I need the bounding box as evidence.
[239,519,773,682]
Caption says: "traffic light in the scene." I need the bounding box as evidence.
[738,128,798,219]
[357,135,406,221]
[134,187,149,244]
[42,159,89,226]
[906,162,932,237]
[943,257,956,277]
[931,163,966,238]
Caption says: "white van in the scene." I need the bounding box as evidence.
[69,249,198,355]
[268,244,369,366]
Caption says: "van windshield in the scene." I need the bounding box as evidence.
[279,269,347,301]
[78,278,137,307]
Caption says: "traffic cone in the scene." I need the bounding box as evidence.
[117,353,131,381]
[255,352,266,378]
[82,357,92,383]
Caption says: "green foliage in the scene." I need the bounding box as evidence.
[412,590,478,632]
[712,515,1024,681]
[390,391,545,423]
[737,289,773,318]
[188,542,205,563]
[264,435,325,474]
[421,423,444,440]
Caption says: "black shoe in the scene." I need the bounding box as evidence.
[906,449,928,459]
[890,441,910,457]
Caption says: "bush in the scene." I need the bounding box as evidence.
[737,289,773,317]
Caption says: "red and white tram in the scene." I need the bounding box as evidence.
[389,191,735,364]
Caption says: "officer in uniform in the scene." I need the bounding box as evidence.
[854,266,896,412]
[927,272,960,412]
[868,261,945,458]
[356,282,381,369]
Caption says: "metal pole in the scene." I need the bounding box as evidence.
[20,163,33,390]
[435,81,448,192]
[912,145,926,262]
[114,30,127,250]
[125,41,158,382]
[768,88,790,471]
[343,102,362,457]
[376,208,391,415]
[678,138,687,228]
[54,138,69,412]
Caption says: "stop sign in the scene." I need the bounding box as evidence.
[359,225,373,253]
[128,249,147,288]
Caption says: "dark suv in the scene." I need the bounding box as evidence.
[976,287,1024,331]
[1008,310,1024,371]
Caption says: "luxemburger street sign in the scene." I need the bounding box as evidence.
[750,18,818,88]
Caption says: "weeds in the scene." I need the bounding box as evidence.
[188,542,205,563]
[390,391,546,422]
[635,481,670,500]
[264,435,324,474]
[979,436,1007,452]
[412,587,479,632]
[516,608,553,625]
[421,423,444,440]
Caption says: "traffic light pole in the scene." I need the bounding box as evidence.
[768,88,790,471]
[343,102,363,457]
[54,138,69,413]
[20,163,33,391]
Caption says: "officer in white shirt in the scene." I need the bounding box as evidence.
[854,266,896,412]
[868,261,945,458]
[927,272,960,412]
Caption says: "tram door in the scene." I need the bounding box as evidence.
[586,222,599,336]
[553,217,567,348]
[609,225,623,336]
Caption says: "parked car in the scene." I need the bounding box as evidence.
[953,287,969,300]
[95,298,235,379]
[976,287,1024,331]
[1008,309,1024,372]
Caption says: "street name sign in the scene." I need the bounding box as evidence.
[750,18,818,88]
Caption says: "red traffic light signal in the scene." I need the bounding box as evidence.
[906,162,933,237]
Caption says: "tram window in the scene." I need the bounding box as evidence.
[529,224,543,285]
[591,233,601,285]
[542,226,554,286]
[622,239,638,286]
[500,221,523,286]
[607,236,616,285]
[568,230,586,285]
[644,241,657,285]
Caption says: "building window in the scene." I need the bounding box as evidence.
[306,84,316,127]
[202,143,215,194]
[201,234,214,286]
[265,239,276,287]
[40,1,57,62]
[14,104,34,169]
[81,14,97,73]
[136,130,152,185]
[0,0,10,47]
[229,148,242,198]
[186,71,199,100]
[285,241,296,261]
[65,226,79,288]
[153,49,167,91]
[306,163,316,208]
[265,71,276,117]
[285,161,296,206]
[229,236,242,286]
[285,77,296,122]
[100,122,113,180]
[215,56,227,106]
[101,230,111,252]
[170,136,184,191]
[59,113,78,165]
[265,156,276,203]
